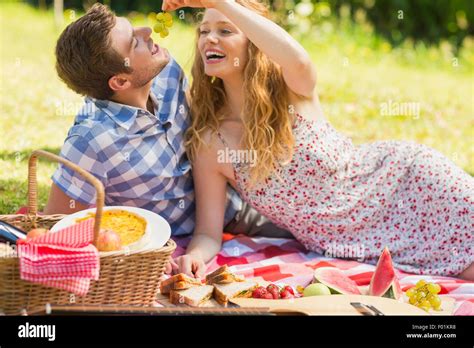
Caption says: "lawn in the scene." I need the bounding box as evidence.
[0,2,473,215]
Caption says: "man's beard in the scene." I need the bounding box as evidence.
[130,60,167,88]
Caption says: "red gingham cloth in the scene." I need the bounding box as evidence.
[171,233,474,315]
[17,219,100,296]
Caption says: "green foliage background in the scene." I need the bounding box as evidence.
[27,0,474,49]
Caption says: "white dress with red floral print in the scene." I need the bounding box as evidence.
[218,114,474,276]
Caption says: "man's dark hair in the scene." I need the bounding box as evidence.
[55,3,132,100]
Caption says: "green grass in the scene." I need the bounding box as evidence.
[1,2,473,214]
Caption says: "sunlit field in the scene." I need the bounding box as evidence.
[1,2,472,214]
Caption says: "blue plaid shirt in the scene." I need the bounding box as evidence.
[52,57,242,236]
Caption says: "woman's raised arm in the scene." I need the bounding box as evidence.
[163,0,317,97]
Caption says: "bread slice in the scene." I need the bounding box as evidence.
[170,285,215,307]
[205,265,229,281]
[205,265,245,285]
[213,280,258,306]
[160,273,202,295]
[207,272,245,284]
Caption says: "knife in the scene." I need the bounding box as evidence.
[350,302,384,316]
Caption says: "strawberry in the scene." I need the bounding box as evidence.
[280,289,295,299]
[262,292,274,300]
[252,286,268,299]
[282,285,295,295]
[267,284,279,292]
[267,284,280,299]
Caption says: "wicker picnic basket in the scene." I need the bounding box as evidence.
[0,150,176,315]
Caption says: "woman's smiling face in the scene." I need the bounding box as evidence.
[198,9,249,79]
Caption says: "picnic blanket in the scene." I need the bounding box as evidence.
[172,233,474,315]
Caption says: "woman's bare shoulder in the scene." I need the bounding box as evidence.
[195,128,222,158]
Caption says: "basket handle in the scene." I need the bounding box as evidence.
[28,150,104,245]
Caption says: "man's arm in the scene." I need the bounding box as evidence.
[44,183,89,215]
[46,132,107,215]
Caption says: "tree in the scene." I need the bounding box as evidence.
[54,0,64,27]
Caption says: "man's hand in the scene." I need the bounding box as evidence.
[162,0,234,11]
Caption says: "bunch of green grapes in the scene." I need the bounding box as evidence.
[406,280,442,312]
[153,12,173,38]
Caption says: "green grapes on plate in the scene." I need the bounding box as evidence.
[405,280,442,312]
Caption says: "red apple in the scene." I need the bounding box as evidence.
[96,229,122,252]
[27,228,49,240]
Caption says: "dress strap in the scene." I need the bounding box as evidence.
[216,131,230,148]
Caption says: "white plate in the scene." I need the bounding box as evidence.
[50,206,171,256]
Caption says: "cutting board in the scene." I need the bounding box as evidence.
[230,295,455,316]
[156,290,222,308]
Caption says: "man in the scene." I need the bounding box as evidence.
[45,4,291,260]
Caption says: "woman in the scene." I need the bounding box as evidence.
[163,0,473,279]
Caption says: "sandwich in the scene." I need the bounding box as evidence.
[160,266,257,307]
[170,285,215,307]
[160,273,202,295]
[213,280,258,306]
[205,265,245,285]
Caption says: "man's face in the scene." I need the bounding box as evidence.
[111,17,170,88]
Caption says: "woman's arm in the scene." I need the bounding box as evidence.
[163,0,317,98]
[44,183,89,215]
[175,133,229,277]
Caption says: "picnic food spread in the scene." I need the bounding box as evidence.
[158,252,448,314]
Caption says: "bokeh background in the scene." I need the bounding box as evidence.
[1,0,473,214]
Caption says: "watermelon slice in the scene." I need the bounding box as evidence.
[368,247,402,300]
[313,267,361,295]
